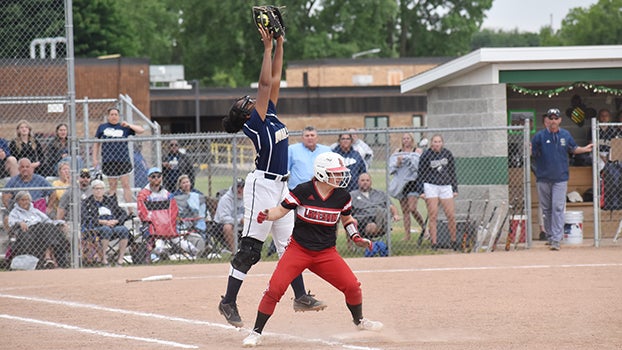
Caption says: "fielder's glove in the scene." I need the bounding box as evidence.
[253,5,285,38]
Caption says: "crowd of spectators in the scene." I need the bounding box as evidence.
[2,117,523,269]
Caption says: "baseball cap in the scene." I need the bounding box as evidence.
[547,108,561,117]
[79,168,91,178]
[235,177,245,187]
[147,167,162,177]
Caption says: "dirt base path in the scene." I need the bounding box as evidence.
[2,244,622,349]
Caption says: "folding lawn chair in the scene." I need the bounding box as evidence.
[140,196,197,262]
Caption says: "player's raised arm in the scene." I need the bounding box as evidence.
[254,26,273,122]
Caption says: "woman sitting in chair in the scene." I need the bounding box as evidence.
[173,174,208,236]
[173,174,207,254]
[47,161,71,220]
[8,191,69,269]
[81,179,130,267]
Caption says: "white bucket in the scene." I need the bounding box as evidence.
[563,211,583,244]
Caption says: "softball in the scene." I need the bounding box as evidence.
[257,13,269,27]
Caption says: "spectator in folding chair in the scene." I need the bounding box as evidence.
[2,158,52,230]
[213,177,245,254]
[173,174,207,255]
[81,179,130,267]
[349,173,399,257]
[57,168,93,221]
[8,191,69,269]
[47,161,71,220]
[137,167,197,262]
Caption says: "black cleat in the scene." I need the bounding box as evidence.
[218,296,243,327]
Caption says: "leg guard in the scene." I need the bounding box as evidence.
[231,236,264,274]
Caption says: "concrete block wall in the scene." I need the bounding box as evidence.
[426,83,512,218]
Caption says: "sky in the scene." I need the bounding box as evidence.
[481,0,599,32]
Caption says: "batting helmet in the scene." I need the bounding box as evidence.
[314,152,351,188]
[222,95,255,133]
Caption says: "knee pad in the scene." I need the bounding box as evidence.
[231,237,264,273]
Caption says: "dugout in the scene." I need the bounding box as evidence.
[400,45,622,246]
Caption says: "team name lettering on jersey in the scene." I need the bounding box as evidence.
[430,158,448,171]
[274,126,289,144]
[299,207,340,225]
[103,127,124,138]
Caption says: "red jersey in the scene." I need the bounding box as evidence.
[281,179,352,251]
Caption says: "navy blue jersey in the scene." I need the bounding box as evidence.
[95,122,135,163]
[243,100,289,175]
[281,180,352,251]
[531,127,577,182]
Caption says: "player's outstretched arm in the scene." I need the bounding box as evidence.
[342,215,372,250]
[257,205,289,223]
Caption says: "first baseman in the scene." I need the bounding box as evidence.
[218,23,324,328]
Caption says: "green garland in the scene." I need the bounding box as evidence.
[509,81,622,97]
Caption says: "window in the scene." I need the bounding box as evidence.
[364,115,388,146]
[412,114,424,142]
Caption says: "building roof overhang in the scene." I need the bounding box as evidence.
[400,45,622,94]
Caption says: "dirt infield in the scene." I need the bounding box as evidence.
[2,243,622,350]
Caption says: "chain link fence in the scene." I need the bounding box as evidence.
[30,125,526,268]
[8,87,599,270]
[1,1,614,271]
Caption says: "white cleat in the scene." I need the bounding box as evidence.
[356,318,383,331]
[242,331,262,347]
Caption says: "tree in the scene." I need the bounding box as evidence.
[115,0,180,64]
[72,0,141,57]
[556,0,622,46]
[0,0,65,59]
[471,29,540,50]
[397,0,493,57]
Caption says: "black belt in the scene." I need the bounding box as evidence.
[264,173,289,182]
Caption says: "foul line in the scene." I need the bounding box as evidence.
[0,294,381,350]
[172,262,622,280]
[0,314,198,349]
[351,262,622,274]
[1,262,619,349]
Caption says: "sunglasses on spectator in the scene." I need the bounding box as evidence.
[149,174,162,179]
[340,137,352,140]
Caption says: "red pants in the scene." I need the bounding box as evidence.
[258,238,362,315]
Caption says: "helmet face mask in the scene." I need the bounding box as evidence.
[229,96,255,118]
[314,152,351,188]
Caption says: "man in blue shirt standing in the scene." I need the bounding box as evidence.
[531,108,593,250]
[287,126,331,190]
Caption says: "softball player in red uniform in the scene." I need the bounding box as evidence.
[242,152,383,347]
[219,25,324,328]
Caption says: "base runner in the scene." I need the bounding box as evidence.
[242,152,383,347]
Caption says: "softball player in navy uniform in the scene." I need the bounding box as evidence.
[219,24,324,328]
[242,152,383,347]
